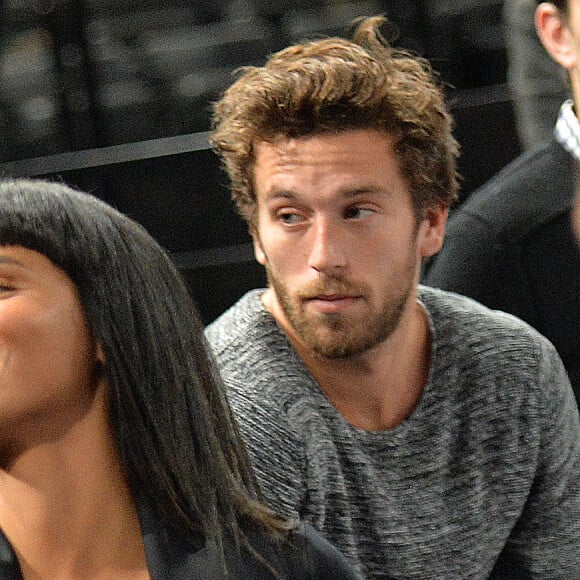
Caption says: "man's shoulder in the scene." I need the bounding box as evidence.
[205,289,313,406]
[421,285,550,360]
[205,288,265,353]
[422,139,576,290]
[447,139,574,241]
[448,138,574,241]
[466,137,573,207]
[421,285,572,412]
[206,288,292,367]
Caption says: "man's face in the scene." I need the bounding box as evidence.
[251,129,446,360]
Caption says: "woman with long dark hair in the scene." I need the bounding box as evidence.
[0,178,360,579]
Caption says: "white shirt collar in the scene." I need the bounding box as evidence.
[554,99,580,160]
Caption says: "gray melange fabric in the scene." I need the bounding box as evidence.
[205,285,580,579]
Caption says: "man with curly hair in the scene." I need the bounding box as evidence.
[206,16,580,579]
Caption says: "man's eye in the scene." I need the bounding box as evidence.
[279,212,303,225]
[344,207,374,220]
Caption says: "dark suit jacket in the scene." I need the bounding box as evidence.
[423,137,580,406]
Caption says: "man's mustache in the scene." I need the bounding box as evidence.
[296,278,367,300]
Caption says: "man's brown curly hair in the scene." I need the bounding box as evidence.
[211,16,460,224]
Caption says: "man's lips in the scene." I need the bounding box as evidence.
[303,294,362,313]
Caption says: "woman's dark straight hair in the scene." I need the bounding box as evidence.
[0,178,291,570]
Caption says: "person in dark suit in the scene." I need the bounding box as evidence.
[423,0,580,406]
[504,0,569,149]
[0,178,360,579]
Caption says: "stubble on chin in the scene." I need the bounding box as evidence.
[266,269,411,360]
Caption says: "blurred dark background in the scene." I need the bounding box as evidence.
[0,0,520,323]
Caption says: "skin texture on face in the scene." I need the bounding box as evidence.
[252,129,446,360]
[0,246,101,451]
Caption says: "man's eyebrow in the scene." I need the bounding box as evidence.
[263,189,298,202]
[263,186,387,202]
[341,187,386,198]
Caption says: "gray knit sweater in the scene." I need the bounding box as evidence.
[206,286,580,579]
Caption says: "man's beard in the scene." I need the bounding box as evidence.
[266,267,414,360]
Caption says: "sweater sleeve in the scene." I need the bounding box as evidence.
[227,379,307,521]
[490,339,580,578]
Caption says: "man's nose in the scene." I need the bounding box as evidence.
[307,218,348,273]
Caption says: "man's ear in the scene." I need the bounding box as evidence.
[250,226,267,266]
[536,2,576,70]
[418,203,448,258]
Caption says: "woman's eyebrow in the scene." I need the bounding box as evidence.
[0,256,23,265]
[0,255,28,272]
